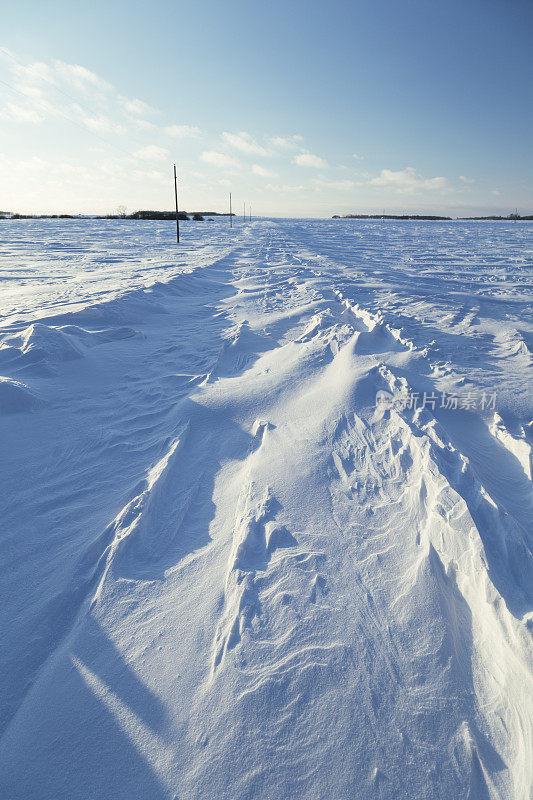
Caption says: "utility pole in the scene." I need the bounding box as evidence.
[173,164,180,243]
[230,192,232,227]
[249,205,252,222]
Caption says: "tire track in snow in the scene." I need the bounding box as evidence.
[1,220,531,800]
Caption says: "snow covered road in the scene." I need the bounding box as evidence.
[0,218,532,799]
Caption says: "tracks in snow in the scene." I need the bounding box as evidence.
[0,223,531,800]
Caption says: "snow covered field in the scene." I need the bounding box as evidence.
[0,217,532,800]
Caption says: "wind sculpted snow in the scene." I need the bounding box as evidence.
[0,218,532,800]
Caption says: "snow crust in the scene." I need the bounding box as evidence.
[0,217,531,800]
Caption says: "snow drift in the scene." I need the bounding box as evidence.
[0,217,531,800]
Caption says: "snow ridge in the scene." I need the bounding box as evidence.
[0,218,531,800]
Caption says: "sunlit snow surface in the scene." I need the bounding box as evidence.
[0,218,532,800]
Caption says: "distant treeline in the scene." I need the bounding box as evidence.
[3,210,532,222]
[126,210,234,221]
[0,210,234,221]
[458,215,533,221]
[333,214,451,220]
[333,213,533,221]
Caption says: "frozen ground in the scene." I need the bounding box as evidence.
[0,217,532,800]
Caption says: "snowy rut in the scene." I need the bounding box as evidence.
[0,218,532,800]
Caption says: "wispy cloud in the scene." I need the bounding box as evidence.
[312,178,356,191]
[293,152,327,168]
[0,52,155,136]
[269,135,304,150]
[133,145,169,161]
[201,150,242,170]
[164,124,203,138]
[118,96,155,117]
[0,101,42,123]
[368,167,448,193]
[222,131,270,156]
[70,103,126,134]
[0,50,210,154]
[265,183,306,193]
[50,60,112,92]
[252,164,278,178]
[459,175,475,184]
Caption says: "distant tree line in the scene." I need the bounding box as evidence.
[0,210,235,221]
[332,213,533,221]
[127,210,233,221]
[458,214,533,221]
[333,214,452,220]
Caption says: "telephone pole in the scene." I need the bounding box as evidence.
[173,164,180,243]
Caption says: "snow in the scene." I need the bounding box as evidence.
[0,217,532,800]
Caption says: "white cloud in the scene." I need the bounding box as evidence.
[368,167,448,193]
[312,178,356,191]
[201,150,242,170]
[0,52,159,140]
[222,131,270,156]
[10,60,53,86]
[119,96,155,117]
[133,119,157,131]
[491,189,501,196]
[269,135,304,150]
[252,164,278,178]
[10,57,110,94]
[0,102,42,123]
[164,124,202,138]
[70,104,125,134]
[459,175,475,184]
[265,183,306,193]
[83,116,125,134]
[133,145,169,161]
[293,152,327,168]
[352,153,363,160]
[52,60,112,92]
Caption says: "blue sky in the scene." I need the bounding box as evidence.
[1,0,532,216]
